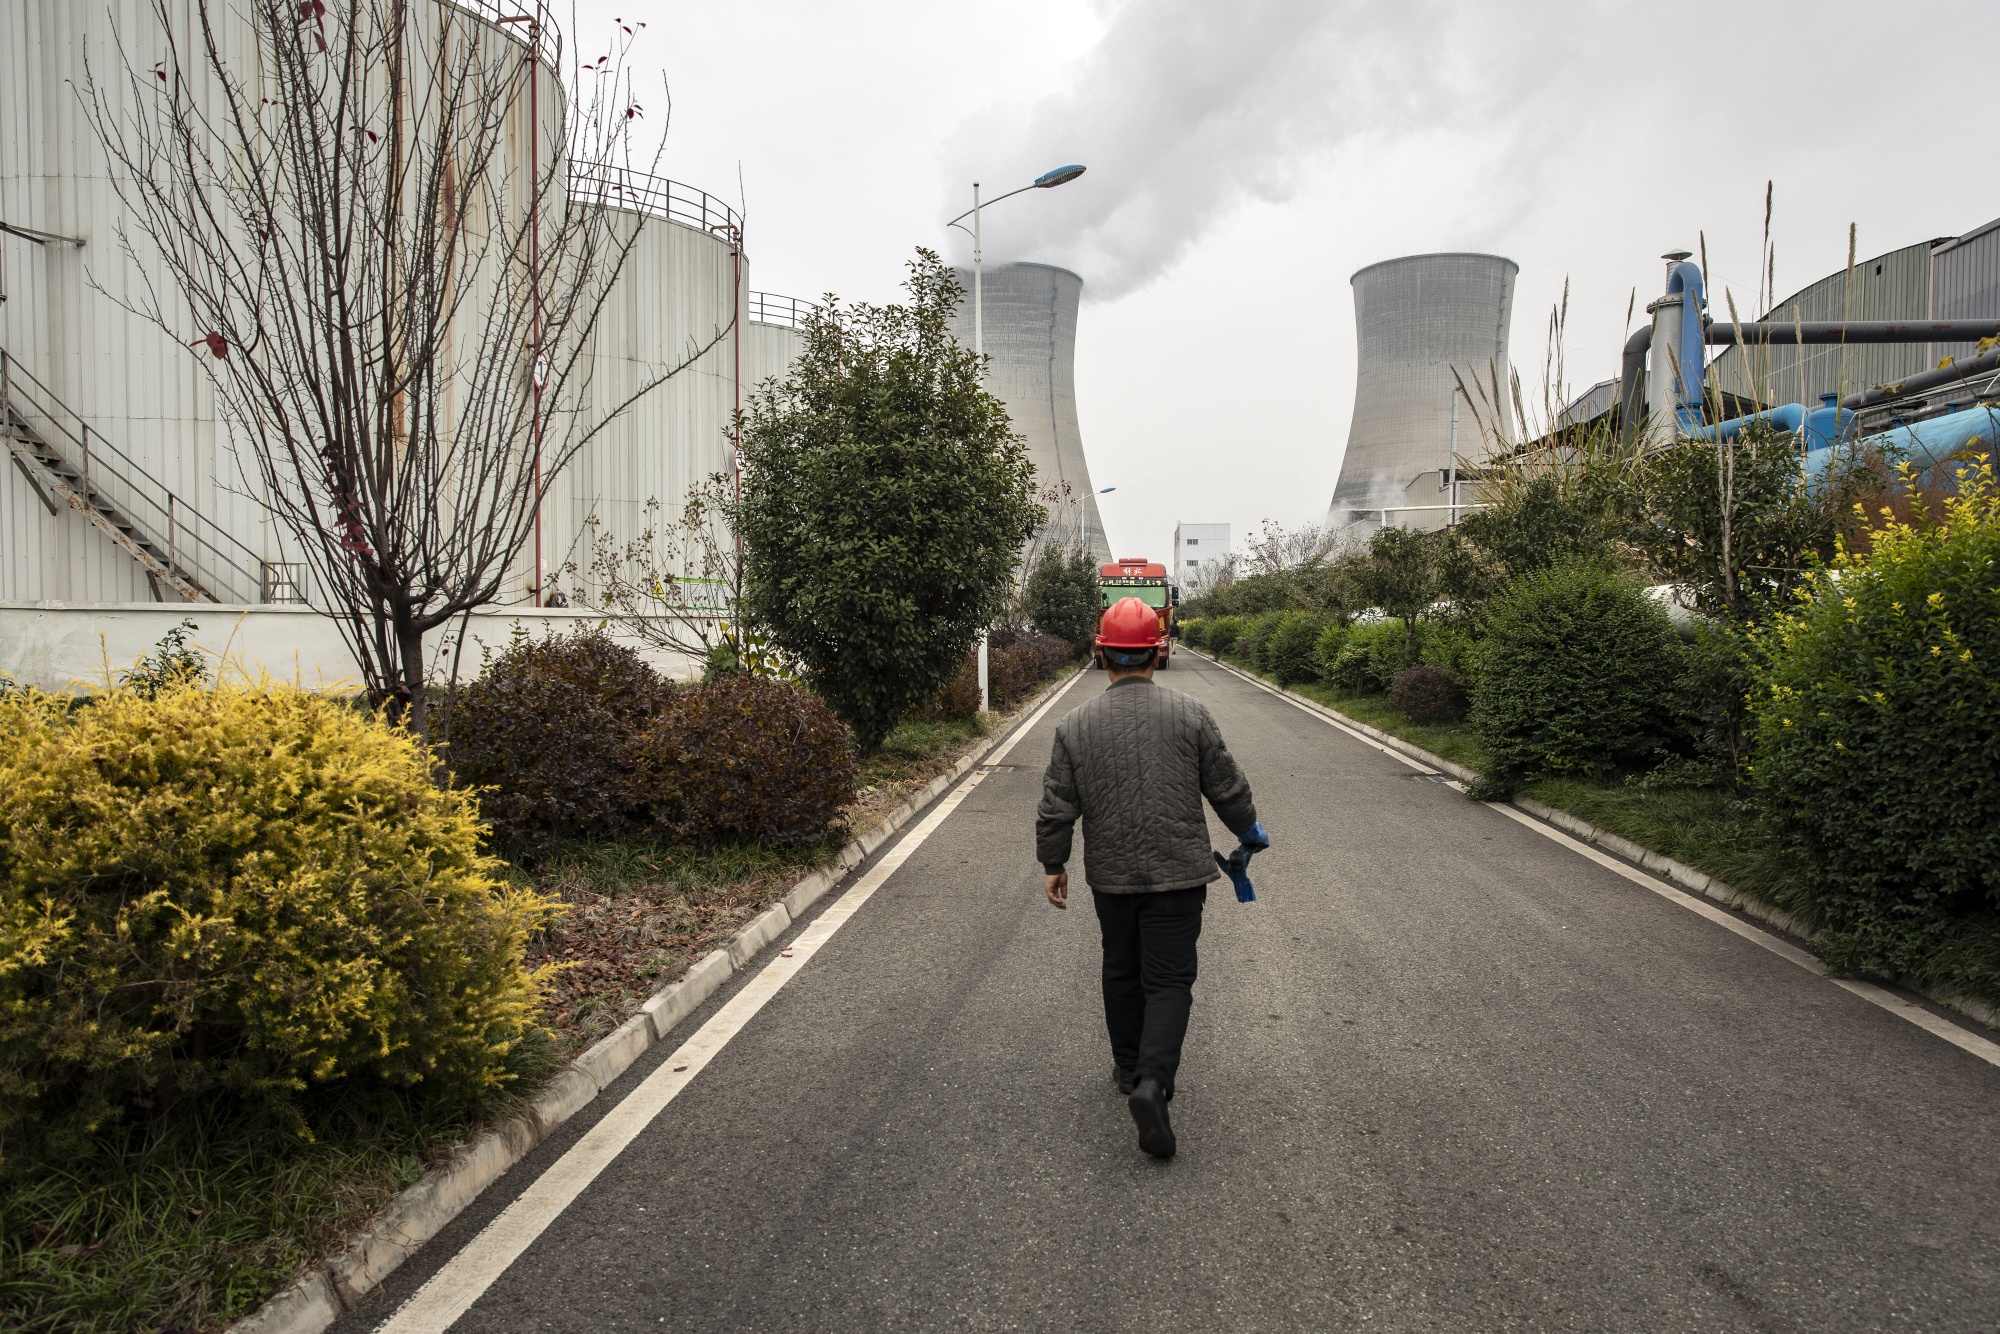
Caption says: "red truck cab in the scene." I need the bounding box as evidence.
[1098,558,1177,668]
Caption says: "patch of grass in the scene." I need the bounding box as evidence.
[1208,649,1488,771]
[1291,681,1488,772]
[517,836,838,900]
[0,1035,556,1334]
[860,715,989,788]
[1520,777,1787,904]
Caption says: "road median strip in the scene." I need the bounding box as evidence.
[229,666,1088,1334]
[1196,649,2000,1059]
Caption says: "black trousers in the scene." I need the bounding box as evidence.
[1090,886,1207,1091]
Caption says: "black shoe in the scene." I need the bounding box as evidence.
[1114,1065,1136,1096]
[1128,1077,1176,1158]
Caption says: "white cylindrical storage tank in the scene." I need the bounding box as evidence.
[950,262,1110,563]
[744,291,812,394]
[1,0,561,606]
[1328,253,1517,532]
[542,173,745,606]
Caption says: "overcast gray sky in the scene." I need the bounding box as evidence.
[573,0,2000,561]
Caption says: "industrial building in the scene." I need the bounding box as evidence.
[1326,253,1518,533]
[950,262,1112,563]
[1,0,810,682]
[1569,218,2000,436]
[1704,238,1941,409]
[1172,523,1229,580]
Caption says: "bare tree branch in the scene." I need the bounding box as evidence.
[80,0,724,735]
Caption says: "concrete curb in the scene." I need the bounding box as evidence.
[1198,649,2000,1034]
[225,667,1080,1334]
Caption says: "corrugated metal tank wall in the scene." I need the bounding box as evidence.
[1705,241,1934,408]
[1329,253,1516,531]
[948,262,1110,563]
[743,317,804,396]
[540,195,744,605]
[2,0,561,605]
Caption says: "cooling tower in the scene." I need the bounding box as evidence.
[951,263,1111,562]
[1328,253,1517,531]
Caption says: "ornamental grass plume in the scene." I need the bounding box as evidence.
[1748,458,2000,996]
[0,679,559,1166]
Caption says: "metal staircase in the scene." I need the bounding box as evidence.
[3,348,262,603]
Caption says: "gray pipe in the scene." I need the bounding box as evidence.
[1841,344,2000,410]
[1704,319,2000,346]
[1618,327,1651,441]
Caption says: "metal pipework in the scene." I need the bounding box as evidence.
[1619,318,2000,441]
[1804,402,2000,480]
[1842,343,2000,410]
[1705,319,2000,346]
[1647,259,1707,440]
[1694,394,1852,453]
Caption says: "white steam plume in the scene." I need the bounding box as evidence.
[938,0,1562,299]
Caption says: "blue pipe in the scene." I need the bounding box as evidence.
[1698,393,1856,453]
[1804,403,2000,479]
[1664,260,1707,433]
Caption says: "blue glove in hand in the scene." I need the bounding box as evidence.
[1213,821,1271,903]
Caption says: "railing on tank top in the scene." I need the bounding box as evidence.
[567,167,743,239]
[748,292,819,330]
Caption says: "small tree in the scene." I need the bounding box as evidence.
[1626,426,1857,619]
[586,473,782,676]
[1024,545,1100,644]
[1357,526,1444,664]
[735,251,1041,750]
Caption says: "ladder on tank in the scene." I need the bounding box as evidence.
[2,347,262,603]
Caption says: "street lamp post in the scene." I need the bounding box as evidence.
[946,163,1085,712]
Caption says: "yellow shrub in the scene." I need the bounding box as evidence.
[0,682,557,1159]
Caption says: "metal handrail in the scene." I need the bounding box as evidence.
[451,0,564,74]
[2,348,262,603]
[749,291,817,329]
[568,165,742,237]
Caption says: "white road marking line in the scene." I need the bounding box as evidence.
[1201,653,1437,774]
[1488,802,2000,1070]
[376,670,1087,1331]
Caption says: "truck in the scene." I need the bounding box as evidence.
[1097,557,1178,669]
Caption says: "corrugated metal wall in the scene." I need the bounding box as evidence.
[1705,241,1934,408]
[1930,218,2000,365]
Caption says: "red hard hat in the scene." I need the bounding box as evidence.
[1096,596,1164,650]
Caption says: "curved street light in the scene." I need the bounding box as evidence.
[946,163,1087,712]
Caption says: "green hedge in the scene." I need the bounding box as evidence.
[1749,464,2000,994]
[1261,612,1329,685]
[1203,615,1249,658]
[1323,620,1408,693]
[1243,610,1290,669]
[1472,563,1680,788]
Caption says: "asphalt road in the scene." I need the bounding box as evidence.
[344,652,2000,1332]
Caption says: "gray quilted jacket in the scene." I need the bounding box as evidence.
[1036,678,1259,893]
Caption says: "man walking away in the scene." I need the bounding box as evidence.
[1037,597,1263,1158]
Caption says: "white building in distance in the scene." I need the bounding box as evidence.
[1172,523,1229,582]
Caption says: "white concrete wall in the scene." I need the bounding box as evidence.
[0,602,707,693]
